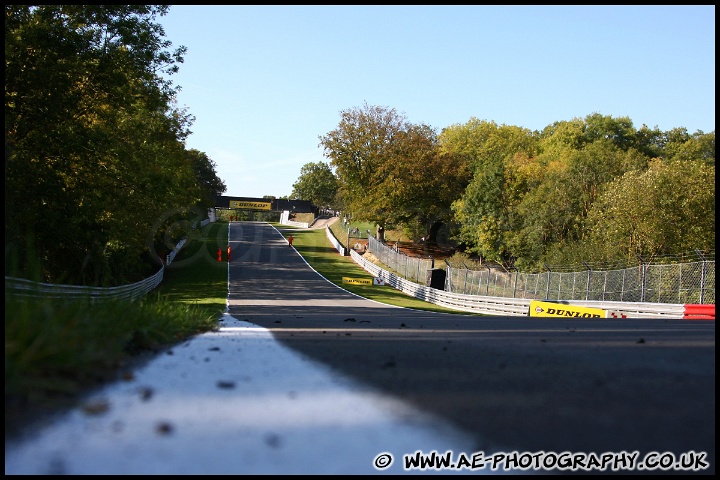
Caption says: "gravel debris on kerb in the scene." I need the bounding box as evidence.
[5,313,497,475]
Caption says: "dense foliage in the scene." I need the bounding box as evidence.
[5,5,224,286]
[310,106,714,272]
[318,103,470,242]
[290,161,338,209]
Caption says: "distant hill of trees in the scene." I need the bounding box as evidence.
[6,7,714,284]
[308,103,714,272]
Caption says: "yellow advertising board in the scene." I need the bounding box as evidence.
[229,200,271,211]
[529,300,606,318]
[342,277,373,286]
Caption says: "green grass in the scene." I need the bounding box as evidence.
[5,219,470,437]
[4,221,229,437]
[329,218,413,244]
[274,223,475,314]
[154,221,229,321]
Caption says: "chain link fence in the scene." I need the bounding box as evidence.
[367,235,715,305]
[445,254,715,305]
[367,236,435,284]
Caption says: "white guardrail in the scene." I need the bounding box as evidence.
[324,222,346,256]
[5,232,196,302]
[280,210,309,228]
[285,220,309,228]
[5,267,164,302]
[6,224,686,316]
[327,227,686,318]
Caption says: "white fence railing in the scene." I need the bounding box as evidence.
[5,231,195,302]
[336,228,686,318]
[367,235,434,284]
[445,258,715,305]
[5,267,165,302]
[285,220,309,228]
[166,238,187,266]
[325,223,346,256]
[280,210,309,228]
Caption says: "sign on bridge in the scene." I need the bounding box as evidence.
[229,200,271,211]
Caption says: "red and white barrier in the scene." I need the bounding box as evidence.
[683,304,715,320]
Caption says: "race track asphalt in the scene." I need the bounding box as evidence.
[229,222,716,475]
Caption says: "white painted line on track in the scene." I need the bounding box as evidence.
[5,314,504,475]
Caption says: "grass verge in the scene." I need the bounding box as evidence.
[4,221,229,439]
[273,223,475,314]
[5,220,469,439]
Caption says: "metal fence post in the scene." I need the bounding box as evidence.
[444,259,452,291]
[637,255,647,303]
[463,262,469,295]
[583,261,592,301]
[544,263,551,300]
[696,250,707,304]
[486,265,491,296]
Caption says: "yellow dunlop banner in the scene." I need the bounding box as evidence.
[229,200,271,211]
[342,277,373,286]
[529,300,606,318]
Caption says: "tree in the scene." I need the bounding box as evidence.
[664,129,715,165]
[438,118,501,171]
[582,113,637,151]
[634,123,666,159]
[319,103,415,239]
[585,159,715,261]
[187,149,227,208]
[320,104,470,242]
[291,161,338,208]
[502,137,650,270]
[445,121,538,263]
[5,5,204,285]
[364,123,471,243]
[538,118,586,157]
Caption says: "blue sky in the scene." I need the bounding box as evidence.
[157,5,715,199]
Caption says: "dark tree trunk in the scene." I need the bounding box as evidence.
[427,220,444,245]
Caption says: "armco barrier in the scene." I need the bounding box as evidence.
[683,304,715,320]
[5,267,164,302]
[325,224,346,256]
[5,234,193,302]
[338,230,696,318]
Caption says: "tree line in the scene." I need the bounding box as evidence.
[294,103,714,272]
[6,5,714,285]
[5,6,226,286]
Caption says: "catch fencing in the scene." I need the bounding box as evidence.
[325,226,713,318]
[366,235,714,305]
[445,257,715,305]
[347,246,690,318]
[367,235,435,284]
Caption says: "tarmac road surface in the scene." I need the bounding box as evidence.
[5,221,715,474]
[229,222,715,474]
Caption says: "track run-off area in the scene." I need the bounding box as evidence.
[5,221,715,474]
